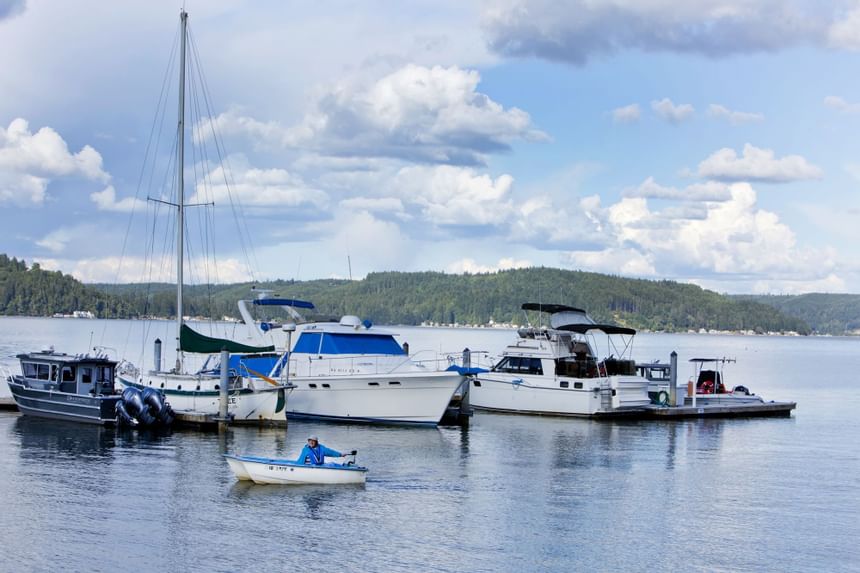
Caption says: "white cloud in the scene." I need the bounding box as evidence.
[339,197,406,215]
[651,98,694,124]
[446,257,532,274]
[392,165,516,226]
[0,118,110,205]
[564,183,839,292]
[611,103,641,124]
[37,255,251,284]
[828,5,860,50]
[484,1,857,64]
[90,185,146,212]
[824,95,860,113]
[204,64,546,166]
[707,104,765,124]
[624,177,732,202]
[510,194,608,249]
[190,157,329,210]
[697,143,823,182]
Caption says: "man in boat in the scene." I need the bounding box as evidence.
[297,435,354,465]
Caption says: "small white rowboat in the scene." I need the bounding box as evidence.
[224,454,368,485]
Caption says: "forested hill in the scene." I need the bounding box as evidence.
[734,293,860,334]
[1,253,826,333]
[0,255,129,318]
[96,267,811,334]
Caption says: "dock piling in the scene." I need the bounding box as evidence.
[669,351,677,406]
[218,347,229,430]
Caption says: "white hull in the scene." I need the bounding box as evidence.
[117,373,286,423]
[285,370,463,425]
[225,455,367,485]
[472,373,650,416]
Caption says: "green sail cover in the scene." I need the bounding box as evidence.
[179,324,275,354]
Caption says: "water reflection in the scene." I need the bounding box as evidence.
[13,417,117,461]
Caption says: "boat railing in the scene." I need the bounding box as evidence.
[277,349,488,378]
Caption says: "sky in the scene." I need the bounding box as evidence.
[1,0,860,294]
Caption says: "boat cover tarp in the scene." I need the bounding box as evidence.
[293,332,406,355]
[521,303,587,314]
[180,324,275,354]
[445,365,488,375]
[557,323,636,335]
[252,298,315,309]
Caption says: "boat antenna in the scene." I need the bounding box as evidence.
[175,8,188,372]
[348,255,353,281]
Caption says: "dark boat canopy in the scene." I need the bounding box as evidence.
[180,324,275,354]
[252,298,315,309]
[521,303,587,314]
[557,324,637,336]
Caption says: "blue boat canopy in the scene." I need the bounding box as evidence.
[252,298,315,309]
[293,332,406,355]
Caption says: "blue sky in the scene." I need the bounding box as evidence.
[1,0,859,293]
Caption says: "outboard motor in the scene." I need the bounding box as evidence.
[116,400,138,426]
[121,387,157,426]
[142,387,167,419]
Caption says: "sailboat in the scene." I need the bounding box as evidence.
[116,10,291,423]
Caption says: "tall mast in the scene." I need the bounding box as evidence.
[175,9,188,372]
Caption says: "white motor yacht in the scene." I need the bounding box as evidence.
[234,294,466,426]
[471,303,651,417]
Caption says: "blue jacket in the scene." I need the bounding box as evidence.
[297,443,342,465]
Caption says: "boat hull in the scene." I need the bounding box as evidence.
[117,373,286,423]
[471,373,650,417]
[225,455,367,485]
[7,377,120,425]
[284,371,464,425]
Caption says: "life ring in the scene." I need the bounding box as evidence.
[656,390,669,406]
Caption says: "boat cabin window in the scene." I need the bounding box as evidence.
[493,357,544,375]
[36,364,50,380]
[62,366,76,382]
[293,332,322,354]
[80,367,93,384]
[97,367,113,385]
[555,357,596,378]
[22,362,37,378]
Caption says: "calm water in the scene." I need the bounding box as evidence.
[1,317,859,572]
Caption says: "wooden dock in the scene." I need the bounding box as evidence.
[173,411,287,429]
[643,401,796,418]
[0,397,18,411]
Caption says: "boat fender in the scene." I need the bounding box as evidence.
[116,401,138,426]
